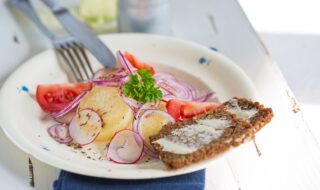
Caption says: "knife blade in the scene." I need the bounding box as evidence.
[41,0,116,68]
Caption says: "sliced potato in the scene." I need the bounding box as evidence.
[79,86,133,143]
[140,111,171,150]
[158,101,167,111]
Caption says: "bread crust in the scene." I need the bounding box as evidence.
[223,97,273,132]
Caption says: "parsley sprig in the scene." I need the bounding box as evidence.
[123,69,162,103]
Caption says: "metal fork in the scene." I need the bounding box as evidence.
[53,37,94,81]
[9,0,94,81]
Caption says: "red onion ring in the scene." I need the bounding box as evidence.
[92,67,129,87]
[47,124,72,144]
[193,92,216,102]
[132,104,160,157]
[53,111,76,124]
[157,76,216,102]
[132,102,160,123]
[154,72,177,81]
[51,91,87,119]
[48,124,57,137]
[180,82,197,99]
[162,94,177,101]
[92,80,119,87]
[117,50,135,75]
[92,68,124,80]
[119,76,129,83]
[161,79,193,101]
[121,96,142,111]
[157,81,175,96]
[92,76,124,83]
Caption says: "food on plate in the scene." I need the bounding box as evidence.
[35,50,273,167]
[78,86,133,142]
[124,51,156,75]
[223,98,273,132]
[150,98,273,169]
[166,99,221,121]
[134,107,175,157]
[123,68,162,103]
[69,108,103,146]
[36,83,92,112]
[106,129,144,164]
[47,123,72,144]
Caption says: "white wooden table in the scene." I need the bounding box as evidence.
[1,0,320,189]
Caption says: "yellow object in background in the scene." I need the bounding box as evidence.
[27,0,118,35]
[79,0,118,33]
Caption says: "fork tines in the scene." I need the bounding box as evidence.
[55,40,94,82]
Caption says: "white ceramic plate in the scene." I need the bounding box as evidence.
[0,34,257,179]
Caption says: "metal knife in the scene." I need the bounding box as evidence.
[41,0,116,68]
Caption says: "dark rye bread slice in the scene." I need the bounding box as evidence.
[150,98,273,169]
[223,97,273,132]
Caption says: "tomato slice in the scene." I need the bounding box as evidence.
[36,83,92,112]
[166,99,186,121]
[166,99,221,120]
[181,101,221,119]
[124,51,155,75]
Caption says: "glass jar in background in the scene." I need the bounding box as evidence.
[29,0,65,37]
[118,0,171,35]
[29,0,118,35]
[79,0,118,33]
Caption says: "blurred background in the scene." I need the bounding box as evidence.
[240,0,320,141]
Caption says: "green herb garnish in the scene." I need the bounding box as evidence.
[123,69,162,103]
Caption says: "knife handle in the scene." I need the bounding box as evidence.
[9,0,55,40]
[41,0,67,14]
